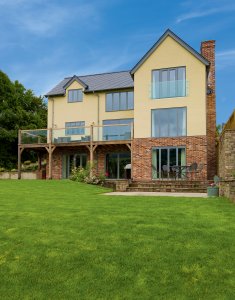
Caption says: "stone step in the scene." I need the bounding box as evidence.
[130,183,207,187]
[129,183,207,188]
[126,187,207,193]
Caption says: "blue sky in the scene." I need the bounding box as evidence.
[0,0,235,125]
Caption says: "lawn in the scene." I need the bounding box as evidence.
[0,180,234,299]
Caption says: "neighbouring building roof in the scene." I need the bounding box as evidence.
[45,71,134,96]
[130,29,210,74]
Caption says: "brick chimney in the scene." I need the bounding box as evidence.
[201,40,216,179]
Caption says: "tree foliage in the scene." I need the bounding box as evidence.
[0,70,47,168]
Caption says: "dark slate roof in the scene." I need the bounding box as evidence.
[45,71,134,96]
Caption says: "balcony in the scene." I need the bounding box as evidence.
[150,80,189,99]
[19,123,134,146]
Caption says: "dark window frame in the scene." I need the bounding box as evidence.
[68,89,83,103]
[105,91,134,112]
[65,121,85,135]
[151,107,187,138]
[151,66,186,99]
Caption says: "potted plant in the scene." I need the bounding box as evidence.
[207,176,220,197]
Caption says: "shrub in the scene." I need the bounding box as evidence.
[70,161,105,185]
[0,167,5,172]
[23,160,31,165]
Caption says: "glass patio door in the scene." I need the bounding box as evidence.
[62,153,87,179]
[106,153,131,179]
[152,147,186,179]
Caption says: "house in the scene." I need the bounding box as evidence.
[18,29,216,181]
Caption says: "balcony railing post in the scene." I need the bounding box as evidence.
[18,130,22,180]
[90,124,94,178]
[18,129,21,145]
[49,128,52,144]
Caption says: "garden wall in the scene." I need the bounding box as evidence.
[217,129,235,179]
[0,172,37,180]
[220,180,235,203]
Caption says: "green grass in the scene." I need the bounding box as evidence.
[0,180,234,300]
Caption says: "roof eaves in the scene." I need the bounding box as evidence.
[130,29,210,74]
[84,86,134,93]
[63,75,88,90]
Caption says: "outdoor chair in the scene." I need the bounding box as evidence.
[195,163,204,179]
[162,165,170,179]
[187,162,198,180]
[171,166,180,180]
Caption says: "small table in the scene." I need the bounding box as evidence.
[172,165,190,179]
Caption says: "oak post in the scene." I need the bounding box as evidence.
[48,128,53,179]
[90,124,94,178]
[18,146,21,180]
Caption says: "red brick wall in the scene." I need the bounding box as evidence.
[132,136,207,181]
[201,40,216,179]
[46,145,130,179]
[96,144,130,175]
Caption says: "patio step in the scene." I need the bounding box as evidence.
[126,187,207,193]
[126,180,208,193]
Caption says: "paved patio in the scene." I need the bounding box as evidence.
[103,192,208,197]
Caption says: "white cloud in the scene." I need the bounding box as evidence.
[176,1,235,23]
[0,1,100,36]
[216,49,235,69]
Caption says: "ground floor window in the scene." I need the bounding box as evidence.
[62,153,87,179]
[152,147,186,179]
[106,152,131,179]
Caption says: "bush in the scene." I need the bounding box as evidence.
[0,167,5,172]
[23,160,31,165]
[70,167,90,182]
[70,162,105,185]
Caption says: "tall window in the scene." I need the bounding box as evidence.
[152,67,186,99]
[152,108,186,137]
[106,153,131,179]
[65,121,85,135]
[68,89,83,102]
[106,92,134,111]
[103,119,133,141]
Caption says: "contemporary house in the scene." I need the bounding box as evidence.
[18,29,216,181]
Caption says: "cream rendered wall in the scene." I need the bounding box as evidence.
[134,35,207,138]
[47,80,134,131]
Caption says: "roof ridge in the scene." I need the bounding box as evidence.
[64,70,130,80]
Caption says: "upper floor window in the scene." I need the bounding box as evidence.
[68,89,83,103]
[152,67,186,99]
[106,91,134,111]
[65,121,85,135]
[103,118,133,141]
[152,107,186,137]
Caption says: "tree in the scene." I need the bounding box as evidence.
[216,124,222,137]
[0,70,47,169]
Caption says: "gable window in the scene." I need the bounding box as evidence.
[65,121,85,135]
[106,91,134,111]
[152,107,186,137]
[68,89,83,102]
[152,67,186,99]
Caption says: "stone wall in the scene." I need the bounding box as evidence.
[217,129,235,179]
[220,180,235,202]
[132,136,207,181]
[0,172,37,179]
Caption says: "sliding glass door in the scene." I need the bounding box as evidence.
[62,153,87,179]
[152,147,186,179]
[106,153,131,179]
